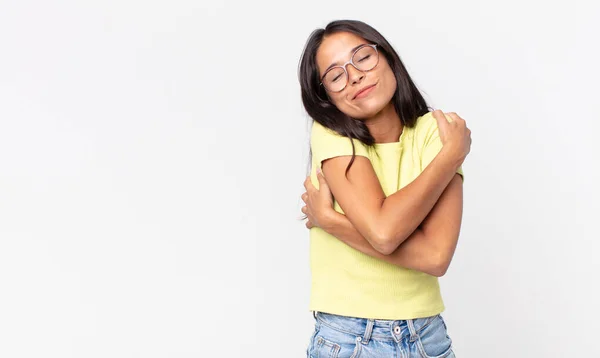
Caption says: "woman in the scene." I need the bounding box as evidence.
[298,20,471,357]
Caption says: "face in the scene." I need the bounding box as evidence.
[316,32,397,119]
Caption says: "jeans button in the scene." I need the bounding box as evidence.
[394,326,401,334]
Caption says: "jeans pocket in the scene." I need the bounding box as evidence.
[312,336,341,358]
[416,315,454,358]
[308,324,362,358]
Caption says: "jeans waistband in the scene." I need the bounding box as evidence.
[314,311,438,343]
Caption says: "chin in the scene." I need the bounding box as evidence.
[351,98,388,118]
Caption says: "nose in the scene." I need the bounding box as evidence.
[346,63,365,86]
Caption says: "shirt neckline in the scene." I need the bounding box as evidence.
[373,126,411,149]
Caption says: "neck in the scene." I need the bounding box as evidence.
[364,102,403,143]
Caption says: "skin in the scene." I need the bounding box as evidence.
[301,32,472,276]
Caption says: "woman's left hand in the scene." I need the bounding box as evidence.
[302,169,335,229]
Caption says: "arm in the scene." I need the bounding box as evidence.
[317,173,463,276]
[319,112,469,255]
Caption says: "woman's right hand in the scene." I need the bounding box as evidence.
[302,169,335,230]
[432,110,472,166]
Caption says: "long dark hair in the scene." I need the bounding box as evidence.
[298,20,430,174]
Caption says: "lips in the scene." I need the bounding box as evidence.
[353,84,377,100]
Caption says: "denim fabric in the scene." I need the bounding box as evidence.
[307,311,455,358]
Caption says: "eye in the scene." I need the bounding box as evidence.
[332,73,342,82]
[357,54,371,62]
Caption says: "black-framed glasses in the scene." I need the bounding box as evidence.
[319,44,379,93]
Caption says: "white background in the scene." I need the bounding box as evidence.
[1,1,598,357]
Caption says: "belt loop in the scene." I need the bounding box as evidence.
[361,319,374,345]
[407,319,419,342]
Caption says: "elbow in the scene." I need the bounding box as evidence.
[422,230,459,277]
[376,243,397,256]
[370,232,402,256]
[428,262,449,277]
[370,227,413,256]
[369,236,396,255]
[367,216,413,255]
[427,252,452,277]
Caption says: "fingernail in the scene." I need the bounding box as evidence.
[316,167,321,174]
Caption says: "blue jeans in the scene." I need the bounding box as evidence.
[307,311,455,358]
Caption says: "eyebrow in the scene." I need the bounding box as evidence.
[323,44,366,74]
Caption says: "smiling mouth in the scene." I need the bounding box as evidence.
[353,84,377,100]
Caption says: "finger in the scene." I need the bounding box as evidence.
[304,176,310,190]
[316,166,325,178]
[446,112,463,122]
[432,109,449,130]
[301,206,307,214]
[316,168,328,188]
[301,193,308,203]
[306,221,313,229]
